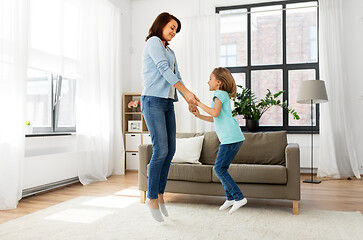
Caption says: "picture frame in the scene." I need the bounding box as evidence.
[128,120,142,132]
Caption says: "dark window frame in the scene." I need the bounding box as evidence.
[216,0,319,134]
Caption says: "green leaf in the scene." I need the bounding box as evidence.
[232,86,300,121]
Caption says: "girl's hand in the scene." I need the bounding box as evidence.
[192,107,200,117]
[189,104,197,113]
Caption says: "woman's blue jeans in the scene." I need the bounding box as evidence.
[141,95,176,200]
[214,141,244,201]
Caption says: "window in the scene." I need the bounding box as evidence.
[25,0,79,134]
[217,0,319,132]
[221,44,237,67]
[220,9,247,67]
[26,68,76,133]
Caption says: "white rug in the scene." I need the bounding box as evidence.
[0,196,362,240]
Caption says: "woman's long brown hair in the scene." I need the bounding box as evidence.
[145,12,181,47]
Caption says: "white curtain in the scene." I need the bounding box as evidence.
[172,15,219,133]
[317,0,360,179]
[76,0,124,185]
[0,0,29,210]
[28,0,80,77]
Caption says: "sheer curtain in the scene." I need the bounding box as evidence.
[318,0,361,178]
[0,0,29,210]
[172,15,219,133]
[28,0,124,184]
[76,0,124,185]
[28,0,80,77]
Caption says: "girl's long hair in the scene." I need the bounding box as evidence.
[145,12,181,47]
[212,67,237,98]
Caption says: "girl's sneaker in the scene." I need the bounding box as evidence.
[219,200,235,210]
[229,198,247,214]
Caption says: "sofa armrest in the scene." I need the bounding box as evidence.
[138,144,153,191]
[285,143,301,200]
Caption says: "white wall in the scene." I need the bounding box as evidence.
[130,0,363,173]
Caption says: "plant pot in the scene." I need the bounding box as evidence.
[246,119,259,132]
[131,106,140,112]
[25,125,33,134]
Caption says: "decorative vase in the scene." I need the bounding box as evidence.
[132,106,140,112]
[25,125,33,134]
[246,119,259,132]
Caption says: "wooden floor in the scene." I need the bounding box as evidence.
[1,172,362,224]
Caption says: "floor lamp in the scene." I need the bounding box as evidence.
[297,80,328,184]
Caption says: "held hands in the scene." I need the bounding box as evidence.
[190,105,200,117]
[188,98,214,122]
[183,90,201,117]
[184,91,199,106]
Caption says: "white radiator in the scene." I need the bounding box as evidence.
[22,177,79,197]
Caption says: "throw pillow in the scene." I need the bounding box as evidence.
[171,136,204,164]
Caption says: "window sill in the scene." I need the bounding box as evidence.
[239,126,319,134]
[26,132,75,138]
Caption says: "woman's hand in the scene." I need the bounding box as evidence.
[184,91,199,106]
[173,82,199,105]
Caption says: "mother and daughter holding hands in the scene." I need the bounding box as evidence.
[141,12,247,222]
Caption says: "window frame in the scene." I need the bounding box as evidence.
[216,0,319,134]
[28,69,76,135]
[221,43,238,67]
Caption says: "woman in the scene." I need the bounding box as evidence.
[141,12,198,222]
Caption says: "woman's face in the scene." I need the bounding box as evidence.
[162,19,178,43]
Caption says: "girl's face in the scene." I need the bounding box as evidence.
[162,19,178,43]
[208,73,222,91]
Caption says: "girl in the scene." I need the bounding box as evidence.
[192,67,247,214]
[142,12,199,222]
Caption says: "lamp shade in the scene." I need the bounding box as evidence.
[296,80,328,104]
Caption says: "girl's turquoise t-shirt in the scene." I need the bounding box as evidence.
[212,90,245,144]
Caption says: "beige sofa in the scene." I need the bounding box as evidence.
[139,131,300,215]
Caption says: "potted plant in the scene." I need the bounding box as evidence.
[232,85,300,132]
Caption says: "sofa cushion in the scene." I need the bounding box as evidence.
[147,163,213,183]
[199,132,220,165]
[233,131,287,165]
[212,164,287,184]
[172,136,204,164]
[176,132,204,138]
[177,132,220,165]
[168,163,213,182]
